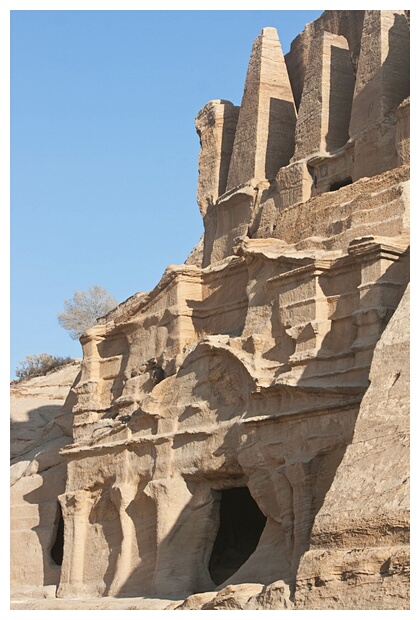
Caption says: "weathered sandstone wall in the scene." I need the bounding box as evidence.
[10,362,80,595]
[11,10,409,610]
[293,283,410,609]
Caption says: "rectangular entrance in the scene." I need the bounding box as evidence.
[209,487,267,586]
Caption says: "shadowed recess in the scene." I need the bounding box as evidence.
[51,501,64,566]
[209,487,267,586]
[330,177,353,191]
[326,44,355,152]
[265,98,296,179]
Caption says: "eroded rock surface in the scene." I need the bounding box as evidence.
[10,361,81,596]
[293,284,410,609]
[11,10,409,610]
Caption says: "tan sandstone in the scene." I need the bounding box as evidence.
[10,361,81,597]
[11,10,409,611]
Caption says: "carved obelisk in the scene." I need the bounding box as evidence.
[226,27,296,190]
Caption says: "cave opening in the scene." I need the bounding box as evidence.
[209,487,267,586]
[51,502,64,566]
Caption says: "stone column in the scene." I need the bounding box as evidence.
[273,472,295,565]
[281,461,315,576]
[226,27,296,190]
[57,490,95,598]
[107,482,138,596]
[144,476,216,596]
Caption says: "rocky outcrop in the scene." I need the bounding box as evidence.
[10,361,81,596]
[10,10,409,610]
[10,361,80,460]
[293,283,410,609]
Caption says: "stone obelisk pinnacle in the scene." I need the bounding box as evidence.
[226,27,297,191]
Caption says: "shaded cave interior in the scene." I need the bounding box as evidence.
[209,487,267,586]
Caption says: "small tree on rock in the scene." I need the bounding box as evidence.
[58,285,118,340]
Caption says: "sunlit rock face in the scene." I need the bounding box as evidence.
[11,10,409,610]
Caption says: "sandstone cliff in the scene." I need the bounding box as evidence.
[10,361,81,596]
[294,283,410,609]
[11,10,409,610]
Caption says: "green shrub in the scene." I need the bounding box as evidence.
[15,353,73,380]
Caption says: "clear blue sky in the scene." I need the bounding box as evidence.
[10,10,323,378]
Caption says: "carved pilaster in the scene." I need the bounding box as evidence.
[107,482,138,596]
[57,490,95,598]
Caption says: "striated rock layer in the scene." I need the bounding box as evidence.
[293,284,410,609]
[11,10,409,610]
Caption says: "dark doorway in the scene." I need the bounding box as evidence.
[209,487,267,586]
[330,177,353,191]
[51,502,64,565]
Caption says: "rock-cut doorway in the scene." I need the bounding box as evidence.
[209,486,267,586]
